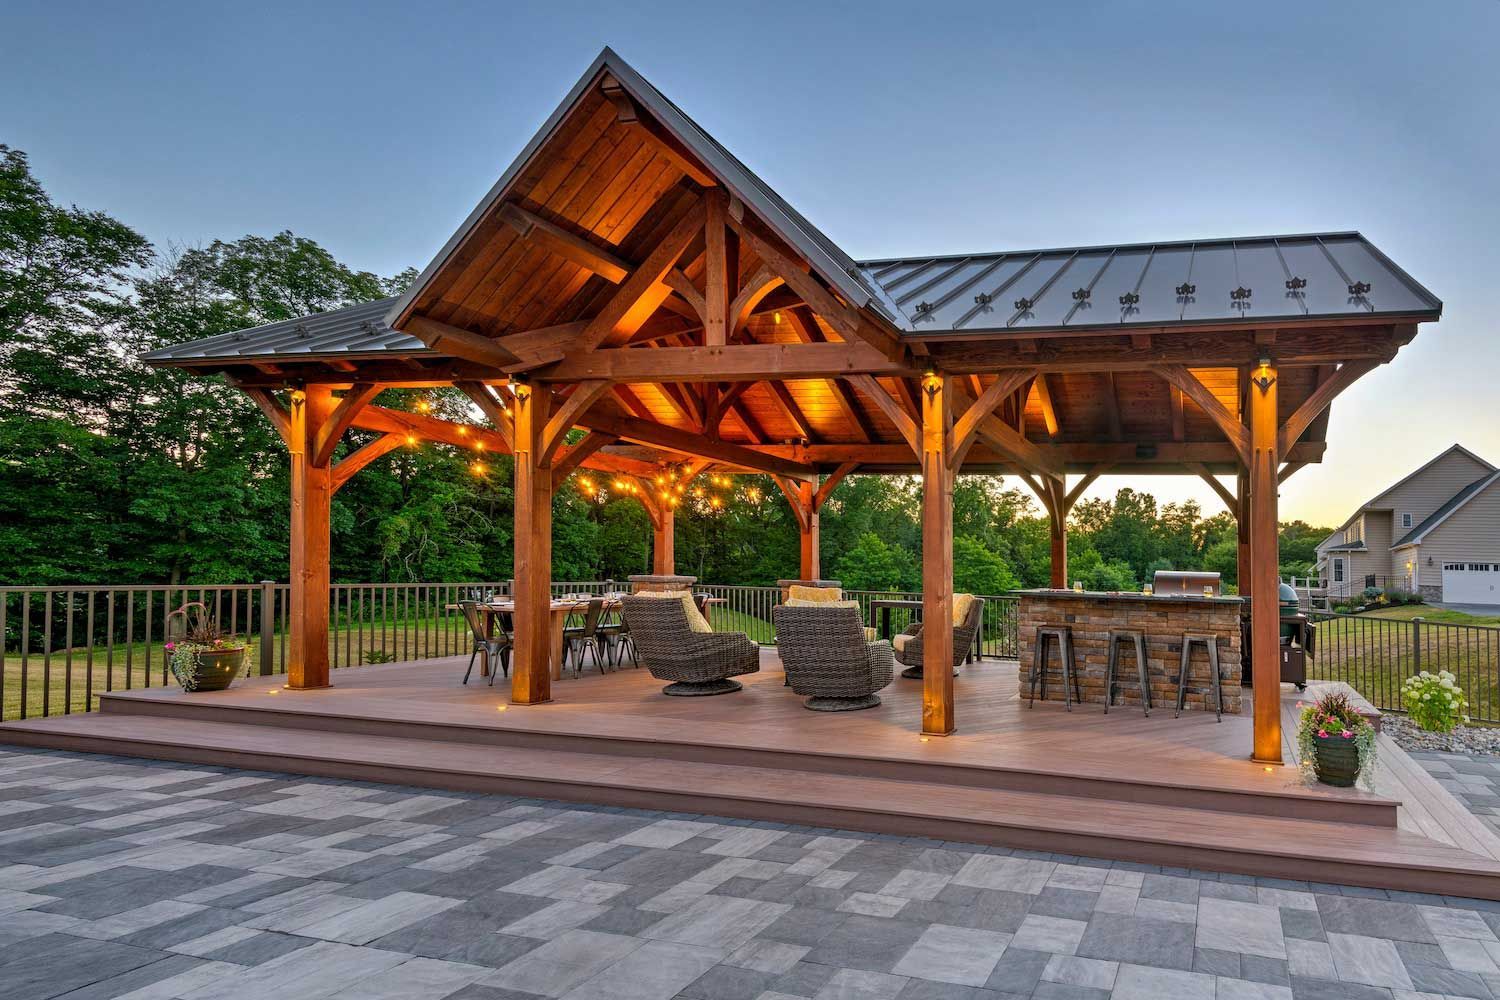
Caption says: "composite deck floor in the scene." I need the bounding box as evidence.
[5,650,1500,896]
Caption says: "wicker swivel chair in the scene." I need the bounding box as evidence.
[620,594,760,696]
[896,596,985,680]
[772,603,895,712]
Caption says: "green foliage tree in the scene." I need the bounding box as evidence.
[833,532,918,592]
[952,536,1020,595]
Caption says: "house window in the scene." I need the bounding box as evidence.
[1401,512,1413,529]
[1333,558,1345,583]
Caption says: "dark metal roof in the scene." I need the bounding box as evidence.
[141,297,430,364]
[1322,542,1369,552]
[858,232,1442,335]
[1393,471,1500,547]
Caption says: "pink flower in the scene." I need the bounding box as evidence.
[1341,729,1353,738]
[1317,729,1328,738]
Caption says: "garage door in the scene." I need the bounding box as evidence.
[1443,562,1500,603]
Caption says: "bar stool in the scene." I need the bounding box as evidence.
[1028,625,1082,710]
[1104,629,1151,716]
[1175,633,1224,722]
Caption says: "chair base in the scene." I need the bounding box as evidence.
[661,678,744,697]
[804,693,881,712]
[900,665,960,680]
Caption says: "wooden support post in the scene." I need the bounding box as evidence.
[921,374,955,736]
[1049,507,1068,590]
[512,383,554,705]
[799,480,820,580]
[653,506,675,576]
[1248,361,1282,764]
[1236,471,1250,600]
[287,386,334,689]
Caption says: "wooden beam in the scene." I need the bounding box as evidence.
[511,380,553,705]
[287,386,334,689]
[401,315,519,369]
[575,407,815,479]
[771,475,811,533]
[815,461,859,510]
[600,75,718,188]
[1170,385,1186,442]
[1101,373,1124,442]
[829,379,876,444]
[552,431,619,487]
[1187,462,1240,519]
[1030,374,1059,438]
[1277,359,1379,454]
[456,381,515,451]
[729,266,783,337]
[767,382,816,441]
[539,339,912,382]
[331,433,405,493]
[1063,463,1111,512]
[950,383,1064,479]
[728,399,767,444]
[541,380,614,465]
[243,387,292,447]
[661,269,705,323]
[612,383,656,422]
[1152,365,1251,465]
[847,374,918,455]
[579,195,704,350]
[950,369,1038,467]
[311,383,380,468]
[497,202,630,283]
[1278,461,1307,485]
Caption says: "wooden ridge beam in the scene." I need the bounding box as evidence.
[1152,365,1251,465]
[1277,359,1379,454]
[331,433,405,493]
[497,202,630,283]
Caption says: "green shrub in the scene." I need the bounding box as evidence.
[1402,670,1470,732]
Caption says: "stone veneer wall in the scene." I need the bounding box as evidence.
[627,574,698,594]
[1017,594,1244,714]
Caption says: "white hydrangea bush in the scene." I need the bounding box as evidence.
[1401,670,1470,733]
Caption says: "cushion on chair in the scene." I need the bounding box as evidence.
[787,584,843,603]
[952,593,975,627]
[786,598,859,609]
[864,627,878,642]
[633,589,713,633]
[892,634,911,653]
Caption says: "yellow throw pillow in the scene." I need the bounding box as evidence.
[864,627,879,643]
[786,598,860,610]
[787,585,842,603]
[952,593,975,627]
[893,633,912,653]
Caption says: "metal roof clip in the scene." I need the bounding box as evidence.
[914,301,934,315]
[1230,286,1252,301]
[1175,282,1196,296]
[1071,288,1090,302]
[1348,280,1371,296]
[1119,292,1140,306]
[1013,297,1033,311]
[973,292,992,306]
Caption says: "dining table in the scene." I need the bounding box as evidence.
[449,595,624,680]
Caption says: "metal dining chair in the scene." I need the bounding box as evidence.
[459,600,510,686]
[564,598,608,675]
[599,604,636,667]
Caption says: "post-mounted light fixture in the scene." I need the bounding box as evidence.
[922,368,941,402]
[1251,353,1276,394]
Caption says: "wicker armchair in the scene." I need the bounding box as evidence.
[772,604,895,712]
[620,594,760,696]
[896,596,985,679]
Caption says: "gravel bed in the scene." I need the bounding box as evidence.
[1384,713,1500,756]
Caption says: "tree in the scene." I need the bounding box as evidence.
[952,536,1020,595]
[833,532,918,592]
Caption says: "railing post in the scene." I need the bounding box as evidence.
[1412,615,1422,676]
[259,580,275,676]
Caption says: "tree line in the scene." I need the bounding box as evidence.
[0,144,1330,593]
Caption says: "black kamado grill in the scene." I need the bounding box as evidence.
[1237,580,1314,690]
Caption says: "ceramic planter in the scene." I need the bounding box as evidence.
[1312,733,1361,787]
[174,646,247,692]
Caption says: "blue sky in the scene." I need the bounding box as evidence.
[7,0,1499,525]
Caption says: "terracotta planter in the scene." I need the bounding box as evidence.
[174,646,247,692]
[1312,734,1361,787]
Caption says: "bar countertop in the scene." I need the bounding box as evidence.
[1016,588,1243,607]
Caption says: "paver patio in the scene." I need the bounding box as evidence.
[3,746,1500,999]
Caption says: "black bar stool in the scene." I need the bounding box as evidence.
[1028,625,1081,710]
[1175,633,1224,722]
[1104,629,1151,716]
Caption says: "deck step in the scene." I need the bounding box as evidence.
[95,689,1401,829]
[2,712,1498,899]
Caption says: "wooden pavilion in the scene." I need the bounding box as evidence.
[138,47,1440,768]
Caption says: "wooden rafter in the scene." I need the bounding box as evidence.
[950,383,1064,479]
[331,433,405,493]
[312,383,381,467]
[579,195,705,350]
[1152,365,1250,465]
[729,266,783,337]
[950,369,1038,466]
[1031,374,1060,438]
[828,377,876,446]
[612,383,657,421]
[600,75,718,188]
[497,202,630,283]
[456,381,515,451]
[243,387,292,446]
[551,431,619,487]
[1101,373,1124,442]
[1169,385,1186,441]
[767,382,816,442]
[541,380,614,464]
[1186,462,1240,518]
[1277,359,1379,454]
[815,461,860,509]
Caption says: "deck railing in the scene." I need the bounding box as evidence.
[7,583,1493,724]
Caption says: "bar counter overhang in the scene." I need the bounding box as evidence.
[1017,589,1244,713]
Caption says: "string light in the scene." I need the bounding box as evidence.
[457,426,468,437]
[415,398,431,414]
[471,461,487,476]
[405,434,417,447]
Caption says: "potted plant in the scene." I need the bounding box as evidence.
[165,602,249,692]
[1402,670,1470,732]
[1296,689,1377,788]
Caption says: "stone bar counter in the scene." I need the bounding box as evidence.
[1016,589,1244,713]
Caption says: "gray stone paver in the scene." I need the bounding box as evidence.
[1,748,1500,999]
